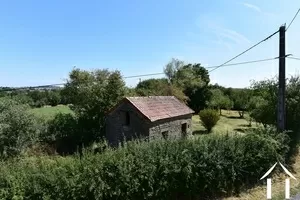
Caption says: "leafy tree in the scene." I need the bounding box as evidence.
[185,86,211,112]
[125,87,138,97]
[250,79,277,125]
[249,76,300,134]
[62,68,126,146]
[11,93,34,107]
[231,89,252,118]
[208,89,232,115]
[136,78,169,96]
[286,76,300,133]
[164,59,211,112]
[164,58,184,83]
[136,78,188,102]
[173,63,209,89]
[46,90,61,106]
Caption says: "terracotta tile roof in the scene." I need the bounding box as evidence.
[125,96,194,122]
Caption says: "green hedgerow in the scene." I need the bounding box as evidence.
[0,128,290,200]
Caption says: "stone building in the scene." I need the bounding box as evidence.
[106,96,194,146]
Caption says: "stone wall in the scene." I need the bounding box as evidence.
[149,114,193,140]
[106,102,150,146]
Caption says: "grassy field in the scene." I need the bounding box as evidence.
[31,106,258,133]
[30,105,73,120]
[192,110,259,135]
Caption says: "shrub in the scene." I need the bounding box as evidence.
[44,113,79,155]
[0,128,289,199]
[199,109,220,132]
[0,99,42,158]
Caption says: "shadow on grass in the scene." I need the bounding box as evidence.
[225,116,243,119]
[234,128,257,133]
[193,130,208,135]
[239,124,252,128]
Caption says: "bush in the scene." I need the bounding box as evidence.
[44,113,79,155]
[199,109,220,132]
[0,129,289,199]
[0,99,42,158]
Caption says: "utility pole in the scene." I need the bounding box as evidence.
[277,25,286,131]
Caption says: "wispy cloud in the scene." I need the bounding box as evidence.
[242,2,275,17]
[195,16,251,46]
[216,28,251,45]
[242,2,261,13]
[212,35,234,52]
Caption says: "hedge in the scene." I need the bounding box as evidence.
[0,128,289,200]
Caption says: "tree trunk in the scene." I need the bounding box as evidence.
[238,111,244,118]
[219,108,222,115]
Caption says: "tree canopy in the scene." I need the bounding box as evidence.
[62,68,126,142]
[163,58,211,112]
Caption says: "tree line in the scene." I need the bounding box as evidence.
[0,58,300,157]
[0,88,70,107]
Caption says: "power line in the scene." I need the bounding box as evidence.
[124,72,164,79]
[205,57,279,69]
[208,30,280,73]
[286,8,300,31]
[288,56,300,61]
[0,73,166,92]
[0,57,286,92]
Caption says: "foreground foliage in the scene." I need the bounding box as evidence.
[0,99,44,158]
[0,128,289,200]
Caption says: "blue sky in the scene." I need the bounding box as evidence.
[0,0,299,88]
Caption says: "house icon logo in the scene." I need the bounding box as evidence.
[260,162,296,199]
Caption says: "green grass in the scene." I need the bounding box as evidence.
[192,110,259,135]
[30,105,73,120]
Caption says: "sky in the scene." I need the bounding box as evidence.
[0,0,299,88]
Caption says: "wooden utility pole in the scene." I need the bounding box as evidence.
[277,25,286,131]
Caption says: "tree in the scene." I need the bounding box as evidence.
[231,89,251,118]
[136,78,169,96]
[250,79,277,125]
[247,96,269,127]
[285,76,300,133]
[11,93,34,107]
[125,87,138,97]
[208,89,232,115]
[46,90,61,106]
[164,58,184,83]
[62,68,126,146]
[136,78,188,103]
[163,59,211,112]
[185,86,211,113]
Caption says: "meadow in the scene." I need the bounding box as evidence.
[30,105,73,120]
[192,110,259,135]
[31,105,257,134]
